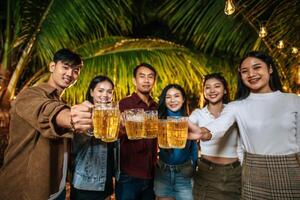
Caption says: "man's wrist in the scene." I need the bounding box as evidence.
[70,115,76,132]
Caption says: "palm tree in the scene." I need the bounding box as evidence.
[0,0,236,109]
[2,0,298,131]
[0,0,135,103]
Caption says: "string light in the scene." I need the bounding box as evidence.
[277,40,285,49]
[224,0,236,15]
[259,26,268,38]
[291,47,299,54]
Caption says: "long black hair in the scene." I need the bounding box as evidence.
[203,73,230,106]
[236,51,282,100]
[85,75,114,104]
[158,84,188,118]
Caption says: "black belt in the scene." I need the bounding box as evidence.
[199,157,240,169]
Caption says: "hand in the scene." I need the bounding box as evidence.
[118,112,126,136]
[71,101,93,133]
[199,127,212,141]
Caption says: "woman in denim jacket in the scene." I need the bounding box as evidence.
[71,75,116,200]
[154,84,198,200]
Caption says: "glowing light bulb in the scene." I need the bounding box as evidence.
[224,0,236,15]
[259,26,267,38]
[292,47,298,54]
[277,40,284,49]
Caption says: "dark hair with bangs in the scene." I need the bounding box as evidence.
[236,51,282,100]
[203,73,230,106]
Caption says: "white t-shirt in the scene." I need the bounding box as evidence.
[189,105,243,160]
[206,91,300,155]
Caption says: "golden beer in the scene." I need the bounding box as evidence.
[166,117,188,149]
[144,110,158,138]
[93,104,120,142]
[123,108,145,140]
[157,120,171,148]
[93,109,105,139]
[125,120,145,139]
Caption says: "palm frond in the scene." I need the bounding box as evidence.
[159,0,261,58]
[4,0,135,100]
[60,37,237,105]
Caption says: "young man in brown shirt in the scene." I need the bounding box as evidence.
[116,63,157,200]
[0,49,93,200]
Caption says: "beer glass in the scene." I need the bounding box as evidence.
[157,119,171,148]
[144,110,158,139]
[93,103,120,142]
[166,116,188,149]
[123,108,145,140]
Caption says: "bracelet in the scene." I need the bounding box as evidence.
[70,116,76,132]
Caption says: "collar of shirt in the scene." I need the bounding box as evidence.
[131,92,156,108]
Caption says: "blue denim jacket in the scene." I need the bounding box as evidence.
[72,134,115,191]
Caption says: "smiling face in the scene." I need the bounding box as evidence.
[165,87,184,112]
[48,61,81,91]
[90,80,114,105]
[204,78,225,104]
[239,57,273,93]
[133,66,156,95]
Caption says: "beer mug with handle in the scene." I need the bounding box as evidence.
[166,116,188,149]
[92,102,120,142]
[123,108,145,140]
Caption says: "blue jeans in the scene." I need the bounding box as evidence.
[154,160,193,200]
[115,173,155,200]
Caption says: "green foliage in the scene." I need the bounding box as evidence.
[63,37,212,104]
[2,0,298,106]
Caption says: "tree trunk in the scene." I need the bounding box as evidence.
[0,67,10,167]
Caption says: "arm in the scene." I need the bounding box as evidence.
[55,101,93,133]
[15,87,92,138]
[188,120,212,141]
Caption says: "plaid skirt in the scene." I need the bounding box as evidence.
[242,152,300,200]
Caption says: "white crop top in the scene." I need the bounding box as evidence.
[189,105,243,159]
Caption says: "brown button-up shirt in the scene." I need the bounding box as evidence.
[119,92,157,179]
[0,83,71,200]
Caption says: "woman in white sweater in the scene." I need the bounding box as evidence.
[189,51,300,199]
[189,73,243,200]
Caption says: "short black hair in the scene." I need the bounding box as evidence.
[53,48,82,68]
[133,63,157,77]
